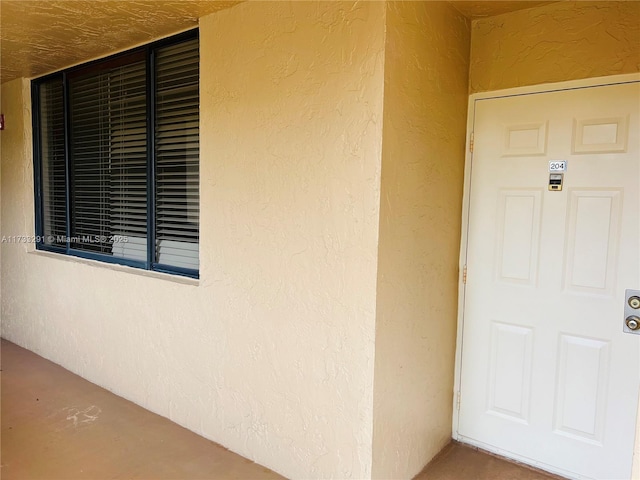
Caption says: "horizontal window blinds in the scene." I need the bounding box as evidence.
[68,58,147,259]
[39,77,67,247]
[154,38,199,270]
[110,61,148,262]
[33,31,199,277]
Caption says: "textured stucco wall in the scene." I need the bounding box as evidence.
[0,83,6,327]
[198,2,386,477]
[1,79,32,338]
[371,2,470,479]
[0,2,385,478]
[470,1,640,93]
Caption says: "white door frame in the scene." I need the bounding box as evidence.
[452,72,640,477]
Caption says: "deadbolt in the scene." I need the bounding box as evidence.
[627,316,640,331]
[625,290,640,335]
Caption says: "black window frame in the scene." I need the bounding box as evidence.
[32,29,199,279]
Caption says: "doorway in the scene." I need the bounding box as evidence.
[455,75,640,480]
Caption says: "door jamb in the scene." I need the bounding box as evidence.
[451,73,640,451]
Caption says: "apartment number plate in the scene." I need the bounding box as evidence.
[549,160,567,173]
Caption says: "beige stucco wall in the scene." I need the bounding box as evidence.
[0,83,7,329]
[0,2,386,478]
[470,0,640,93]
[372,2,470,479]
[0,79,31,335]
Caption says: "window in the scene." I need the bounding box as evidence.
[32,31,199,278]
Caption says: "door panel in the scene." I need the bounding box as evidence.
[458,81,639,480]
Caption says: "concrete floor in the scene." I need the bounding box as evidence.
[414,443,561,480]
[0,339,283,480]
[1,339,562,480]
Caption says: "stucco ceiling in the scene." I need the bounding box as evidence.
[0,0,241,83]
[0,1,558,84]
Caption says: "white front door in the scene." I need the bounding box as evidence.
[457,79,640,480]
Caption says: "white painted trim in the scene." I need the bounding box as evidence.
[452,73,640,474]
[451,87,477,437]
[468,73,640,101]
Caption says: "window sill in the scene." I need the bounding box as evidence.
[28,249,200,286]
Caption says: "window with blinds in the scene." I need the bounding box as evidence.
[32,31,199,278]
[155,38,199,271]
[37,76,67,248]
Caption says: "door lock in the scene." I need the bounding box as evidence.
[626,316,640,331]
[624,290,640,335]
